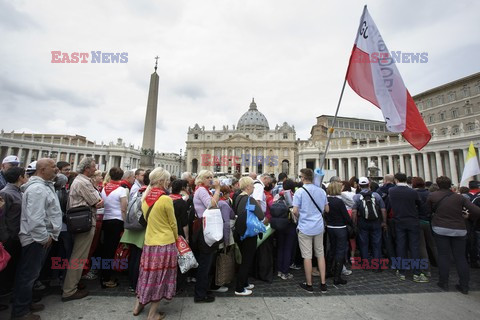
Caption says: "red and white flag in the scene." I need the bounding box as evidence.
[346,6,431,150]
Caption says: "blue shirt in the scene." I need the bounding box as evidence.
[293,183,327,236]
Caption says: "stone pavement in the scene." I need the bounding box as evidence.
[1,266,480,319]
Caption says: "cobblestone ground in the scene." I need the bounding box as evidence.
[31,265,480,299]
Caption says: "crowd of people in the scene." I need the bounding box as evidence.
[1,153,480,320]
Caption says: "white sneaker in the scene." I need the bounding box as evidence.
[235,289,252,296]
[245,284,254,290]
[342,269,352,276]
[81,270,98,280]
[33,280,46,291]
[211,286,228,293]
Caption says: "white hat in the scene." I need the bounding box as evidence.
[359,177,370,185]
[2,155,19,165]
[26,161,37,175]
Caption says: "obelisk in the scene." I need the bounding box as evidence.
[140,57,160,168]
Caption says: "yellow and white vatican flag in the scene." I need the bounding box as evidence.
[460,142,480,186]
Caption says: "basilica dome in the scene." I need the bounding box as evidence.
[237,98,270,131]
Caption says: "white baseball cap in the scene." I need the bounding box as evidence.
[26,161,37,175]
[2,155,20,165]
[359,177,370,185]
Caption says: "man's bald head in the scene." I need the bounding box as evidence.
[36,158,57,181]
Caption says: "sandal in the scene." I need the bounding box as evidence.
[102,280,118,288]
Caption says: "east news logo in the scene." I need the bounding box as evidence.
[51,51,128,63]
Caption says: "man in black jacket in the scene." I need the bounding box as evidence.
[0,167,28,297]
[388,173,428,282]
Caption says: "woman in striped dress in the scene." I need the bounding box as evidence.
[133,167,178,320]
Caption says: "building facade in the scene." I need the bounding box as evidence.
[298,72,480,185]
[185,99,297,177]
[0,133,184,176]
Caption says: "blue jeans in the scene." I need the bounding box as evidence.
[194,251,215,299]
[276,224,297,274]
[358,219,382,261]
[12,242,50,317]
[327,227,348,261]
[395,223,420,275]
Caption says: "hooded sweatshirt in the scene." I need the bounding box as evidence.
[19,176,62,247]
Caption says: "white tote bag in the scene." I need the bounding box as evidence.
[203,207,224,247]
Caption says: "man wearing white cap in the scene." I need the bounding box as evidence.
[351,177,387,272]
[0,155,20,190]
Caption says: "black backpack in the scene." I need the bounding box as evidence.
[359,191,381,221]
[270,197,290,231]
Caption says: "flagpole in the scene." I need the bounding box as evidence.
[318,78,347,184]
[318,6,367,184]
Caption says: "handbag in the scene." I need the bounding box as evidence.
[215,245,235,286]
[112,242,130,272]
[138,199,158,228]
[241,197,267,241]
[0,242,11,271]
[203,206,224,247]
[176,236,198,273]
[65,205,92,234]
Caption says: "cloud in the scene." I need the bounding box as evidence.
[0,0,479,155]
[0,0,38,31]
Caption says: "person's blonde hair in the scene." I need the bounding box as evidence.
[327,181,342,196]
[143,167,171,200]
[195,170,213,186]
[239,177,254,191]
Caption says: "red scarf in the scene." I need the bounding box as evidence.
[195,184,213,196]
[104,180,122,196]
[145,187,166,207]
[169,194,183,201]
[120,179,132,190]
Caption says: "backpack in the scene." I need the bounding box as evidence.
[359,191,381,221]
[270,197,290,231]
[124,190,146,230]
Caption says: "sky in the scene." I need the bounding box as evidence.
[1,0,479,154]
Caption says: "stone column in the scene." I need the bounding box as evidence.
[252,148,256,173]
[357,158,362,177]
[108,155,113,170]
[411,154,418,177]
[6,146,12,155]
[348,157,354,178]
[26,149,33,164]
[73,153,79,170]
[399,154,405,173]
[435,151,443,178]
[448,150,459,186]
[422,153,431,181]
[338,158,344,180]
[388,155,393,175]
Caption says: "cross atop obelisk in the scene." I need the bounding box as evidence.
[140,56,160,168]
